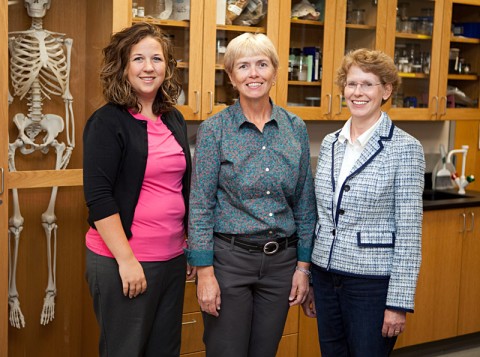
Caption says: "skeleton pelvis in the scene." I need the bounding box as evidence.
[13,113,65,153]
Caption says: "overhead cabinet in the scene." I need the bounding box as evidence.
[276,0,388,120]
[131,0,279,120]
[385,0,480,121]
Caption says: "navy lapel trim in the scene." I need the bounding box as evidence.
[346,119,395,181]
[332,118,395,225]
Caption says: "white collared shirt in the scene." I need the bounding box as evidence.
[334,112,385,206]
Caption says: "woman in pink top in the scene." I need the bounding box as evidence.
[83,23,193,357]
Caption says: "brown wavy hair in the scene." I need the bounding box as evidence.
[100,22,181,114]
[335,49,400,105]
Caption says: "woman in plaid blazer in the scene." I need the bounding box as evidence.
[303,49,425,356]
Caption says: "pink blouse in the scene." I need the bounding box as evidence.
[86,112,187,261]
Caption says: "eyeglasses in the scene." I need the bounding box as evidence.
[345,82,383,92]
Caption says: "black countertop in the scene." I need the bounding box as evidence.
[423,189,480,211]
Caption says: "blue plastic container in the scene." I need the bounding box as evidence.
[454,22,480,39]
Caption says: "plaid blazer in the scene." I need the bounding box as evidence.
[312,114,425,312]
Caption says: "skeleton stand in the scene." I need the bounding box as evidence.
[8,0,74,328]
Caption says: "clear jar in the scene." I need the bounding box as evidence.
[137,6,145,17]
[132,2,138,18]
[417,17,433,35]
[288,48,295,80]
[216,38,227,64]
[400,20,414,33]
[351,9,365,25]
[296,51,308,81]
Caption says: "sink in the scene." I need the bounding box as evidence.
[423,190,472,201]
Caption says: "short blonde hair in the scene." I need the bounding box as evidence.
[224,33,279,75]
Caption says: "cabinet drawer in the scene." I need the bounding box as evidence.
[283,306,299,335]
[180,312,204,354]
[183,280,199,313]
[276,333,298,357]
[181,352,205,357]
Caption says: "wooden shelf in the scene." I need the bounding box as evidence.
[396,32,432,40]
[8,169,83,189]
[346,24,376,30]
[448,74,478,81]
[451,35,480,44]
[132,17,190,28]
[399,73,429,79]
[216,24,266,33]
[288,80,322,86]
[291,18,324,26]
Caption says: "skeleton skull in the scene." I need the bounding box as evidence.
[24,0,51,18]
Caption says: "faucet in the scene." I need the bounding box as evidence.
[446,145,471,194]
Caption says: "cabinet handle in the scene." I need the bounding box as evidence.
[0,167,4,195]
[440,96,447,117]
[467,211,475,232]
[207,91,213,114]
[335,94,342,115]
[459,212,466,233]
[432,96,438,116]
[326,94,332,115]
[182,319,197,325]
[193,91,200,114]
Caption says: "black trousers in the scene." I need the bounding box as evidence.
[202,237,297,357]
[86,248,186,357]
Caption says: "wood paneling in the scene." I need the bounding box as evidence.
[7,1,89,356]
[1,2,9,356]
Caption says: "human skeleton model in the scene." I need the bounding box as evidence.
[7,0,74,328]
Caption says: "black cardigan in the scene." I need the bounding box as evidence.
[83,103,192,238]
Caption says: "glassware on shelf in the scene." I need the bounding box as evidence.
[449,48,460,73]
[288,48,296,80]
[351,9,365,25]
[216,38,227,64]
[296,51,309,81]
[132,2,138,18]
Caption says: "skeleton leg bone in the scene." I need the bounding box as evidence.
[8,139,26,328]
[8,198,26,329]
[39,140,65,325]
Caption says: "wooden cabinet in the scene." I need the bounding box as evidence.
[130,0,280,120]
[457,206,480,335]
[396,207,480,348]
[180,280,300,356]
[298,311,321,357]
[385,0,480,121]
[122,1,480,122]
[276,0,388,120]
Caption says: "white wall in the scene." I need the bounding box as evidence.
[187,120,451,173]
[305,120,451,172]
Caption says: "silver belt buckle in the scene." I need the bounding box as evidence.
[263,241,279,255]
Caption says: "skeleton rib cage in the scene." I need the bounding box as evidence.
[9,30,68,101]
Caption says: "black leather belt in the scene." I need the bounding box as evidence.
[214,232,298,255]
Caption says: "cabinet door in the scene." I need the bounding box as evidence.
[458,207,480,335]
[396,209,463,348]
[133,1,205,120]
[298,312,320,357]
[331,0,388,120]
[386,0,445,121]
[276,0,338,120]
[202,0,280,119]
[0,1,8,354]
[276,333,298,357]
[437,0,480,120]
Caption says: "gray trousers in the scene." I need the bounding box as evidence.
[86,249,186,357]
[202,237,297,357]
